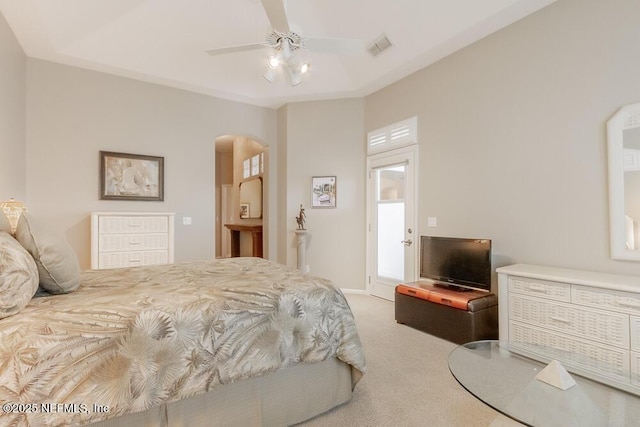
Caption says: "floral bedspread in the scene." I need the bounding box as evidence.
[0,258,365,426]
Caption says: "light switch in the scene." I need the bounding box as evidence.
[183,217,192,225]
[427,217,437,227]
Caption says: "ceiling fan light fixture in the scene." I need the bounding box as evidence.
[206,0,365,88]
[267,55,280,68]
[281,39,293,59]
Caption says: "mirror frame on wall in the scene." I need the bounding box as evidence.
[608,102,640,260]
[239,177,262,219]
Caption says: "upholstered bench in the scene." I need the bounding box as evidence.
[394,282,498,344]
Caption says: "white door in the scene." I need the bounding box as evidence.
[367,146,418,301]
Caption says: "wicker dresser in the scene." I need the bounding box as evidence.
[90,212,175,269]
[498,264,640,396]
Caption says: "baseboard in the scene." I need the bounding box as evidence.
[341,289,368,295]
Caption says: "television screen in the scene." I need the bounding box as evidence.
[420,236,492,292]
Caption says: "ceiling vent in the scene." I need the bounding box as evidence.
[367,34,392,57]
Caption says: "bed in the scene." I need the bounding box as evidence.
[0,256,366,427]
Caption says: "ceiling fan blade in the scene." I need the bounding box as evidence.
[261,0,290,32]
[206,42,269,56]
[304,37,367,55]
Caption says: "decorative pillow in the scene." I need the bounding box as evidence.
[15,213,80,294]
[0,231,39,318]
[0,210,11,234]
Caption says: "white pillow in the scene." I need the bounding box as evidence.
[0,231,39,318]
[0,211,11,234]
[15,213,80,294]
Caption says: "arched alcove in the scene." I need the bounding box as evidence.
[214,135,267,258]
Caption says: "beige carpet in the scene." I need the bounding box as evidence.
[299,293,515,427]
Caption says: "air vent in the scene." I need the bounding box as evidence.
[367,34,392,57]
[624,113,640,130]
[367,116,417,155]
[368,132,387,148]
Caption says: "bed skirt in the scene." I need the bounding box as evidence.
[90,357,353,426]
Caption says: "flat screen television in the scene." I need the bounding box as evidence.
[420,236,492,292]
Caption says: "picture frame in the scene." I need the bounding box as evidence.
[239,203,250,219]
[100,151,164,201]
[311,176,336,208]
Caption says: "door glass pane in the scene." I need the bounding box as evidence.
[378,167,405,200]
[376,165,405,281]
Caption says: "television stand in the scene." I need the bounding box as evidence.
[395,282,498,344]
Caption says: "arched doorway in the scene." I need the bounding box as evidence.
[215,135,266,258]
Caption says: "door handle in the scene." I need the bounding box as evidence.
[401,239,413,246]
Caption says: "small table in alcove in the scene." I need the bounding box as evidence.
[224,224,263,258]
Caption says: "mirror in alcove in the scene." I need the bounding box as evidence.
[239,178,262,219]
[607,102,640,260]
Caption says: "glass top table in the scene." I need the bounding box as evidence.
[448,341,640,427]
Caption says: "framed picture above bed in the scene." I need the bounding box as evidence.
[311,176,336,208]
[100,151,164,201]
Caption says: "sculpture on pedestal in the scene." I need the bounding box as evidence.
[295,204,306,230]
[294,205,307,271]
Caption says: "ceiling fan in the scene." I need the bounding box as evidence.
[205,0,366,86]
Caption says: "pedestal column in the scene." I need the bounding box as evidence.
[294,229,308,271]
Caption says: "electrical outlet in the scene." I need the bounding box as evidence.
[427,217,437,227]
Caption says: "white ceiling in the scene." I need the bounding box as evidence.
[0,0,555,109]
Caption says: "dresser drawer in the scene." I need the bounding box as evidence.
[98,216,168,234]
[573,285,640,316]
[98,233,168,252]
[508,276,570,302]
[98,250,168,269]
[631,316,640,352]
[509,321,630,383]
[631,352,640,387]
[509,294,629,348]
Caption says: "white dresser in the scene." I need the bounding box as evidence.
[497,264,640,395]
[90,212,175,269]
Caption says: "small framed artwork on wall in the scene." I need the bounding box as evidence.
[311,176,336,208]
[100,151,164,201]
[239,203,250,219]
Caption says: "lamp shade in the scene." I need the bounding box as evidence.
[263,66,278,83]
[0,198,26,234]
[286,64,302,86]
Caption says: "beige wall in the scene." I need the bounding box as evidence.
[9,0,640,289]
[283,99,366,289]
[0,11,26,201]
[25,59,277,269]
[276,105,289,265]
[365,0,640,276]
